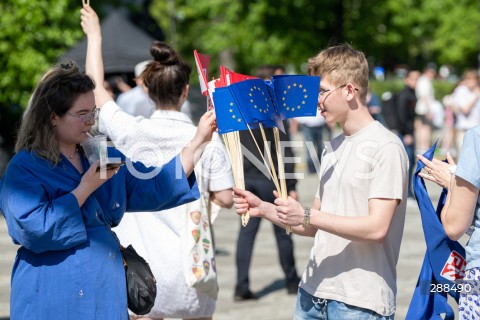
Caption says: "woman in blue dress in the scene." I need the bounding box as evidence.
[0,58,217,318]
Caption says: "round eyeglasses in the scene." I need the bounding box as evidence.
[66,108,99,123]
[318,84,359,104]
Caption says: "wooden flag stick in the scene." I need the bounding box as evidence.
[222,132,249,226]
[273,127,291,234]
[246,124,281,193]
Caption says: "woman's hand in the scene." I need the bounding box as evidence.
[233,188,264,218]
[72,161,118,206]
[80,4,100,37]
[193,111,217,146]
[82,3,112,108]
[417,152,456,189]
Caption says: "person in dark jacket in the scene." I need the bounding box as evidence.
[234,65,300,300]
[397,69,421,199]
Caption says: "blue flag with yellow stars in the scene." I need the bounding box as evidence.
[228,78,277,128]
[271,75,320,119]
[212,87,248,134]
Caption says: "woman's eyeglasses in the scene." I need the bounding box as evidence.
[66,108,99,123]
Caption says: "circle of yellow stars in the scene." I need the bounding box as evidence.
[248,85,271,114]
[281,82,308,113]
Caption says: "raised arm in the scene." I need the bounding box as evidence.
[81,4,112,107]
[81,4,216,178]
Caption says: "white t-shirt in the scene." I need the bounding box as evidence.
[300,121,408,316]
[453,85,480,131]
[116,86,155,118]
[415,75,435,115]
[295,110,325,127]
[99,101,234,318]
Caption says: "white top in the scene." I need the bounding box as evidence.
[301,121,408,316]
[415,75,435,115]
[452,85,480,131]
[98,101,234,318]
[116,86,156,118]
[294,110,325,127]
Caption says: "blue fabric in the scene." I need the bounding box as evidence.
[228,78,277,128]
[294,288,393,320]
[271,74,320,119]
[406,143,466,320]
[455,126,480,269]
[0,148,199,319]
[212,87,248,134]
[458,267,480,319]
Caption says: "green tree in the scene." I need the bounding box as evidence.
[0,0,87,108]
[2,0,479,109]
[150,0,480,76]
[344,0,480,71]
[150,0,347,75]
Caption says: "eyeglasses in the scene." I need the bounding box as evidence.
[66,107,99,123]
[319,84,347,96]
[319,84,359,96]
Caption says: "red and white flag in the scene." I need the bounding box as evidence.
[193,50,211,96]
[220,66,257,85]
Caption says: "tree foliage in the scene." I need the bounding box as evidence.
[1,0,479,110]
[150,0,346,75]
[150,0,480,77]
[0,0,86,108]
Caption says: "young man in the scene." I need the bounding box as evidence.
[233,44,408,319]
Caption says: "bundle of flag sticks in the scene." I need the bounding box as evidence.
[222,123,288,231]
[194,50,319,234]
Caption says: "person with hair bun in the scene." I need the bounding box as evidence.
[82,5,233,320]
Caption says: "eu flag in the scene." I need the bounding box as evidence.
[212,87,248,134]
[271,75,320,119]
[228,79,277,128]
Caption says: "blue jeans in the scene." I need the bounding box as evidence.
[294,288,394,320]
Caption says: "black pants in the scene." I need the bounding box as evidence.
[235,176,298,290]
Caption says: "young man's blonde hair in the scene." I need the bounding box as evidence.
[307,43,369,104]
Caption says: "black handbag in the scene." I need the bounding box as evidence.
[119,243,157,315]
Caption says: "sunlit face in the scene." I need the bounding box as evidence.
[317,78,348,125]
[51,91,96,148]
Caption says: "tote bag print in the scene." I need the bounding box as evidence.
[183,194,218,300]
